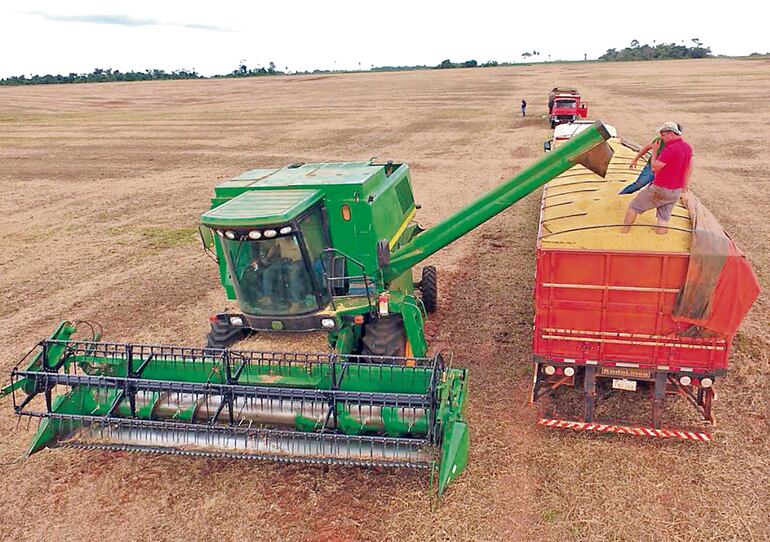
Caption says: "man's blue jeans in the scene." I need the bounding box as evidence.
[619,162,654,194]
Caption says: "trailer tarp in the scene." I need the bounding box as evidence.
[673,193,760,337]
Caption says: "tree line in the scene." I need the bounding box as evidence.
[1,67,202,86]
[0,40,719,87]
[599,39,711,61]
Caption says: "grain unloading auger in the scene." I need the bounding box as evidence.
[3,122,613,495]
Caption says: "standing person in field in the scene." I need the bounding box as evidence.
[521,99,527,117]
[620,123,682,194]
[621,122,692,235]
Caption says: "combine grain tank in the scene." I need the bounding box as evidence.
[531,134,760,439]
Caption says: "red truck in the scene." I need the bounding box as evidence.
[531,133,760,440]
[547,87,588,128]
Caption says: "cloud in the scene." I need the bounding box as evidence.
[27,11,231,32]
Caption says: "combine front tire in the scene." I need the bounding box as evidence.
[206,315,249,349]
[361,316,407,359]
[420,265,438,313]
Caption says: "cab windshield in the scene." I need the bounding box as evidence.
[555,99,576,108]
[222,234,319,316]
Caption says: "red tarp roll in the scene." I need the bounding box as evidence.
[672,193,761,337]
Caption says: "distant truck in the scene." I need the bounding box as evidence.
[547,87,588,128]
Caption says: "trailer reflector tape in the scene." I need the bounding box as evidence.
[538,418,713,442]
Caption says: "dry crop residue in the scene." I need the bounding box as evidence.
[0,59,768,541]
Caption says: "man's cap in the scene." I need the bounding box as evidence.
[658,121,681,135]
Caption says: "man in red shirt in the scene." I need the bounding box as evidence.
[621,121,693,234]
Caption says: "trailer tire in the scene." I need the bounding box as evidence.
[361,316,407,360]
[420,266,438,313]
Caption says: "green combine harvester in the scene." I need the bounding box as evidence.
[3,122,613,496]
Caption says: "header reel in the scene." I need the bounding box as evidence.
[3,321,468,496]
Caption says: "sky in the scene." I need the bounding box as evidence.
[1,1,768,78]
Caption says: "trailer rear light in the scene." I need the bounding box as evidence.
[544,365,556,376]
[229,316,244,327]
[701,378,713,388]
[248,230,262,240]
[679,375,692,386]
[378,293,389,316]
[341,204,352,221]
[564,367,575,377]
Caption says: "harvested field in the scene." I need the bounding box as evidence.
[1,58,768,541]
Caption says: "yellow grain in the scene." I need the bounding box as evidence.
[540,139,692,252]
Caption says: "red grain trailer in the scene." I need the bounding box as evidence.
[531,136,759,439]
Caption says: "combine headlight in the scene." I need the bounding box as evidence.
[225,230,236,239]
[701,377,713,388]
[321,318,335,329]
[248,230,262,240]
[229,316,244,327]
[264,229,277,238]
[564,367,575,377]
[679,375,692,386]
[216,230,224,237]
[544,365,556,376]
[279,226,292,235]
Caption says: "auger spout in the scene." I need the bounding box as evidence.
[383,120,613,282]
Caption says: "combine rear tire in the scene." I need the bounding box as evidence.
[420,266,438,313]
[361,316,407,359]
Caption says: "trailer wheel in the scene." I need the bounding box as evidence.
[361,315,407,360]
[420,266,438,313]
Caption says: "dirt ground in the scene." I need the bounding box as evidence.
[1,58,768,541]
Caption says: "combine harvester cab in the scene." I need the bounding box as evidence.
[3,122,616,495]
[531,126,760,440]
